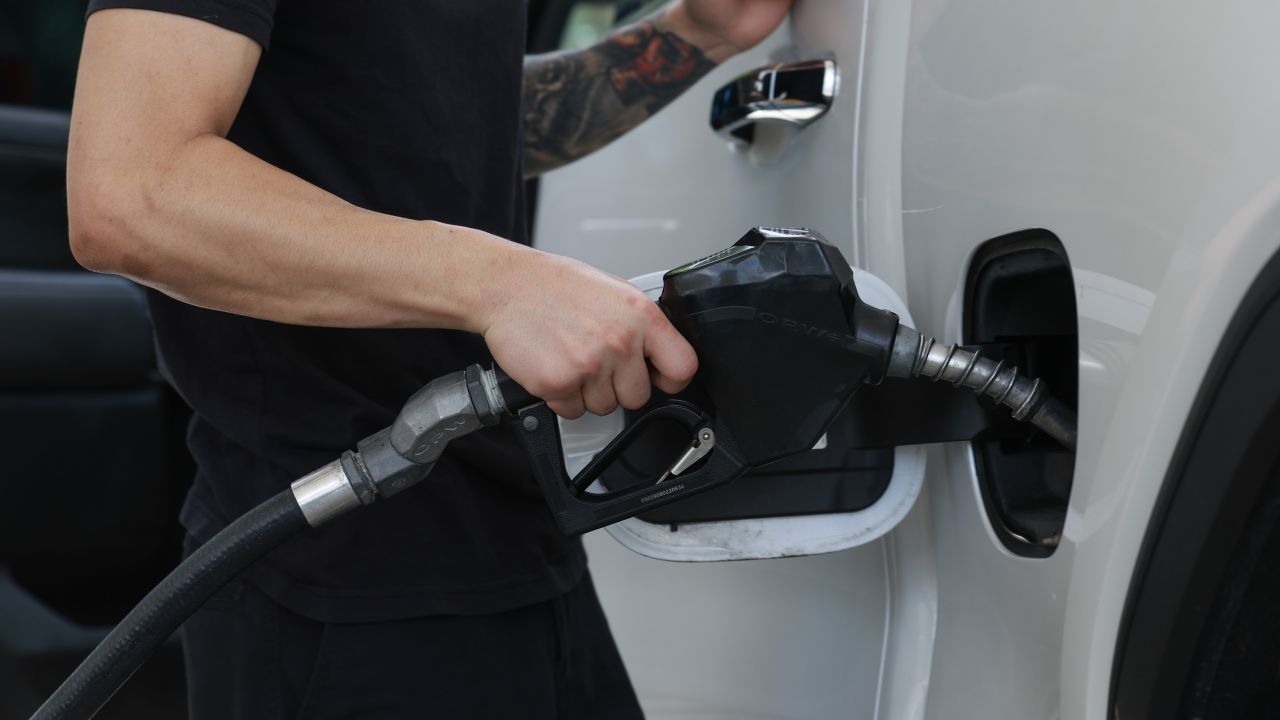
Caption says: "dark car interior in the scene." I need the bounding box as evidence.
[1,2,194,717]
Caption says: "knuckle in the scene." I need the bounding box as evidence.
[567,350,591,376]
[675,348,699,380]
[602,326,635,355]
[576,350,603,377]
[654,376,680,394]
[587,399,618,416]
[623,290,647,309]
[620,386,651,411]
[679,360,698,381]
[539,371,577,398]
[550,401,584,420]
[640,300,665,324]
[658,363,694,391]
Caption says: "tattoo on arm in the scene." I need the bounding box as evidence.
[523,17,716,177]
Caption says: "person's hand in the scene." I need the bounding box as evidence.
[665,0,794,63]
[479,247,698,419]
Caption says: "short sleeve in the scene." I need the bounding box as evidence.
[86,0,278,50]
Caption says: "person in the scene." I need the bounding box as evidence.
[67,1,791,717]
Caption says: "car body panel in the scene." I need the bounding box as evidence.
[899,1,1280,717]
[533,2,868,277]
[536,0,1280,718]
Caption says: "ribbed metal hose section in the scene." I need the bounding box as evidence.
[888,327,1077,450]
[31,490,309,720]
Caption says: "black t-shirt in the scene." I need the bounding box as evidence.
[85,0,585,622]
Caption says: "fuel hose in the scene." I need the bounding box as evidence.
[30,490,310,720]
[31,366,491,720]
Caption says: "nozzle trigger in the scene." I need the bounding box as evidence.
[657,427,715,483]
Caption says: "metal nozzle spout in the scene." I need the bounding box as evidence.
[887,326,1077,450]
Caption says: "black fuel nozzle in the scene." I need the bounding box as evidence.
[659,227,901,467]
[469,227,1078,539]
[658,226,1076,452]
[490,227,903,536]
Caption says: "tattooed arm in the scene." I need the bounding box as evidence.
[522,11,714,177]
[523,0,790,177]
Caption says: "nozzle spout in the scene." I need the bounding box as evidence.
[887,326,1077,450]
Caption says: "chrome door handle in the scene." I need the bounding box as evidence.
[709,59,838,144]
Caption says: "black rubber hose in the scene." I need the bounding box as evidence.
[31,489,309,720]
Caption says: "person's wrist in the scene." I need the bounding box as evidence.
[661,2,737,64]
[417,221,528,336]
[465,239,531,337]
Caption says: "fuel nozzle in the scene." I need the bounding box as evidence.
[298,227,1076,543]
[660,227,1077,454]
[660,227,901,467]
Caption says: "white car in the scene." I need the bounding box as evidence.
[3,2,1275,718]
[531,2,1280,718]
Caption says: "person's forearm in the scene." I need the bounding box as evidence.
[70,6,705,420]
[522,3,726,177]
[69,132,523,332]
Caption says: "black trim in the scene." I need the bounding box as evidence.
[1112,246,1280,718]
[963,230,1078,557]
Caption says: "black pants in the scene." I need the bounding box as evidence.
[181,569,643,719]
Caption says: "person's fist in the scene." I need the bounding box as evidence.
[481,249,698,419]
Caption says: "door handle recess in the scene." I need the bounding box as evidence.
[709,59,837,144]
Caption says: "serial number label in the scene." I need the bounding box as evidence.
[641,484,687,503]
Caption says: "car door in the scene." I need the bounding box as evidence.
[529,3,941,718]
